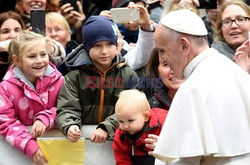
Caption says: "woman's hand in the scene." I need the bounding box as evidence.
[233,40,250,74]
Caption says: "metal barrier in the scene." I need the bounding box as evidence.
[0,125,115,165]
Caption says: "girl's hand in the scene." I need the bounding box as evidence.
[31,120,46,138]
[31,148,47,165]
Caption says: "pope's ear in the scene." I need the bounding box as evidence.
[179,37,190,56]
[144,111,151,121]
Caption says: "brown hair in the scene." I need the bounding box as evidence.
[0,11,26,30]
[145,48,160,78]
[214,0,250,41]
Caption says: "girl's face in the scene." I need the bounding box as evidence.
[221,4,250,50]
[14,42,49,84]
[0,18,22,41]
[22,0,46,14]
[158,57,184,91]
[46,21,71,48]
[89,40,116,71]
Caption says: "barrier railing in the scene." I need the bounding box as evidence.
[0,125,115,165]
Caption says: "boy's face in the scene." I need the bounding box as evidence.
[116,107,148,135]
[89,40,117,71]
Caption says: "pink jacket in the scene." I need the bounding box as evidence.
[0,63,64,158]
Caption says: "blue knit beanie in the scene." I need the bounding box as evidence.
[82,16,118,53]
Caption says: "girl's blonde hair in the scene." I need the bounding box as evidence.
[214,0,250,41]
[8,31,46,63]
[46,12,72,35]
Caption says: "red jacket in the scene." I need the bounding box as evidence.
[112,108,168,165]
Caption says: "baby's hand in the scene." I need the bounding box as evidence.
[31,120,46,138]
[31,148,47,165]
[145,134,159,155]
[90,128,108,143]
[67,125,81,142]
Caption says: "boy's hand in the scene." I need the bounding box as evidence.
[145,134,159,155]
[90,128,108,143]
[67,125,81,142]
[31,148,47,165]
[31,120,46,138]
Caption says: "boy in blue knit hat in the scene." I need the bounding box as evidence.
[56,15,138,143]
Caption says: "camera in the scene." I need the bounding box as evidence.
[197,0,217,9]
[30,9,46,36]
[111,8,140,23]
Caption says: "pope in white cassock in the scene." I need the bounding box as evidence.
[153,9,250,165]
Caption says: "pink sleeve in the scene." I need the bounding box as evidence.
[0,84,36,158]
[25,139,39,158]
[34,107,57,128]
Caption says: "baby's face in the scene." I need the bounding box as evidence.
[116,108,146,135]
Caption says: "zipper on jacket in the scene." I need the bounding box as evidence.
[132,145,134,156]
[94,64,116,123]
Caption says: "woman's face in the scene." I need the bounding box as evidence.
[157,57,184,92]
[22,0,46,14]
[46,21,71,48]
[221,4,250,50]
[0,18,22,41]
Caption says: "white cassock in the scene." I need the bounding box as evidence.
[153,48,250,165]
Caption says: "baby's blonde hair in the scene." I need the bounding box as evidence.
[115,89,150,114]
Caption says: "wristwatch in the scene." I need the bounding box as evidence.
[141,22,155,32]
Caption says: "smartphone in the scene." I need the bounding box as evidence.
[111,8,140,23]
[147,0,161,11]
[197,0,217,9]
[60,0,79,12]
[30,9,45,36]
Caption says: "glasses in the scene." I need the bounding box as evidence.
[221,16,250,28]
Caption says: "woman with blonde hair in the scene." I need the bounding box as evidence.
[212,0,250,60]
[45,12,79,75]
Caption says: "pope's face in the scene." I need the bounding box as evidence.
[154,24,185,79]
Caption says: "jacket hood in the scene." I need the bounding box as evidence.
[65,44,126,71]
[3,63,62,90]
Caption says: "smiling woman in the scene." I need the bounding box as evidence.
[0,11,26,41]
[212,0,250,60]
[143,48,185,110]
[15,0,60,28]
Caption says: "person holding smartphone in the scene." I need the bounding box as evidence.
[113,0,148,45]
[15,0,60,28]
[59,0,86,43]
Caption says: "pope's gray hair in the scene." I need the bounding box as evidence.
[164,27,208,47]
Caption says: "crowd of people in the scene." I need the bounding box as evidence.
[0,0,249,165]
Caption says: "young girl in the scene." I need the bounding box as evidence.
[0,31,64,165]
